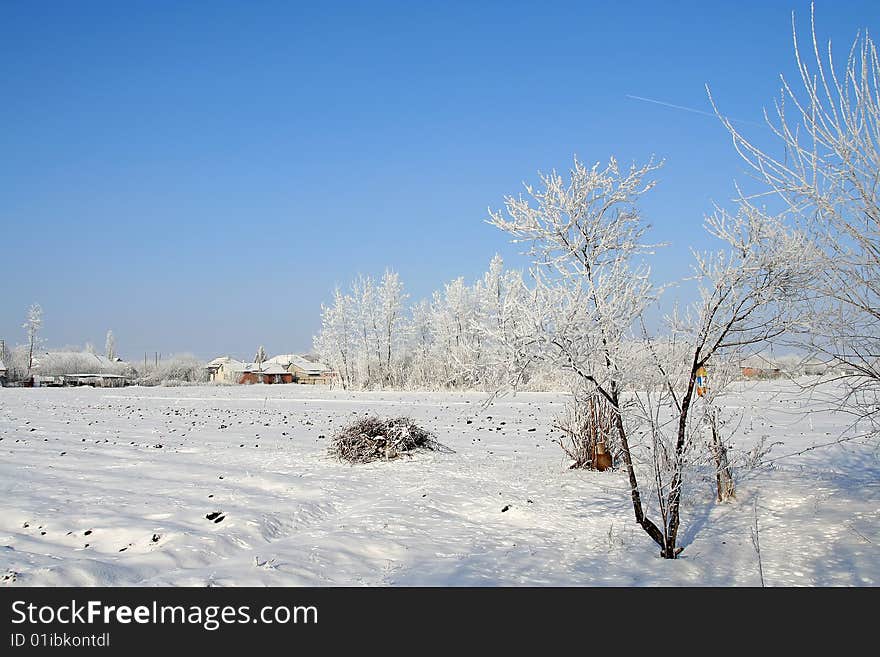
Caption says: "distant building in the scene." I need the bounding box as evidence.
[0,359,7,387]
[739,354,782,379]
[207,354,335,385]
[264,354,335,385]
[238,362,294,385]
[206,356,247,384]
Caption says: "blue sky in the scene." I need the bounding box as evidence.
[2,1,878,360]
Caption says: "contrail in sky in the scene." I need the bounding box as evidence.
[626,94,765,127]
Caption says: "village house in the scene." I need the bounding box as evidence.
[739,354,782,379]
[237,362,295,385]
[264,354,335,385]
[206,356,248,383]
[207,354,335,385]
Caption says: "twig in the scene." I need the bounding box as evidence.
[751,497,765,587]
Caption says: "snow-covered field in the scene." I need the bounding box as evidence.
[1,381,877,586]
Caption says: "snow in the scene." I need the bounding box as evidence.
[264,354,329,374]
[257,364,288,376]
[0,380,877,586]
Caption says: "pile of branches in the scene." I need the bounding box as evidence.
[553,396,617,470]
[329,416,452,463]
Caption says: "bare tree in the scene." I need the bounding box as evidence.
[709,3,880,430]
[23,303,43,377]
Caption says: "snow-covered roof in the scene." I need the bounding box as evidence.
[265,353,330,374]
[207,356,246,369]
[739,354,780,369]
[259,363,288,375]
[264,354,294,366]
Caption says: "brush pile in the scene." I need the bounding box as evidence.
[329,415,450,463]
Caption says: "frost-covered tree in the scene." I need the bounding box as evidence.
[377,269,408,386]
[254,345,267,367]
[489,154,816,558]
[471,255,535,388]
[136,354,207,386]
[315,287,355,389]
[351,274,379,387]
[710,5,880,431]
[430,276,481,387]
[23,303,43,377]
[105,330,117,360]
[315,275,386,389]
[313,258,546,391]
[0,339,10,371]
[488,156,673,554]
[635,204,815,555]
[406,297,436,387]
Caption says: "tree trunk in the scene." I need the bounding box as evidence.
[27,337,34,377]
[609,385,666,552]
[663,367,699,559]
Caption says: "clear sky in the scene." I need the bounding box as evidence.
[2,0,878,360]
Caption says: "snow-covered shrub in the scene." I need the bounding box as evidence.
[329,416,450,463]
[33,351,133,377]
[136,355,207,386]
[3,345,35,383]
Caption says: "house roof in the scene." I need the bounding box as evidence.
[265,353,330,374]
[207,356,249,371]
[739,354,780,369]
[259,363,288,375]
[209,354,332,375]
